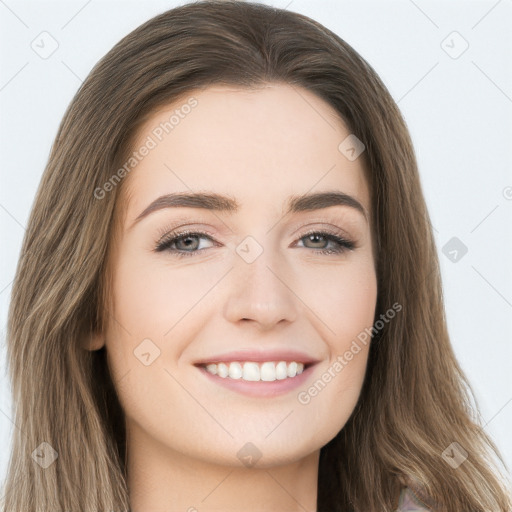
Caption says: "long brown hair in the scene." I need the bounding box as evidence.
[2,1,511,510]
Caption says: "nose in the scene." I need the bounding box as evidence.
[223,252,298,331]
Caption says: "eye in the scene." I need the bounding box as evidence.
[155,230,216,257]
[296,229,355,255]
[154,228,355,258]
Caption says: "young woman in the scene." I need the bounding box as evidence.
[2,1,511,511]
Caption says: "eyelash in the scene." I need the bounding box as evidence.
[154,228,355,259]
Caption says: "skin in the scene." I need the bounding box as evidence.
[87,83,377,512]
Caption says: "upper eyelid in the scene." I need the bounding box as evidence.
[154,217,357,241]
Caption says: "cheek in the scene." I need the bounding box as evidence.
[294,257,376,409]
[294,254,377,344]
[104,251,227,388]
[332,270,377,346]
[110,250,218,338]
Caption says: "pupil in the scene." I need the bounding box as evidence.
[309,234,324,246]
[180,236,197,249]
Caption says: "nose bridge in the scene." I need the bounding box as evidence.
[223,237,298,328]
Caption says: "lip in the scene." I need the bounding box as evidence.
[193,348,321,366]
[195,362,318,398]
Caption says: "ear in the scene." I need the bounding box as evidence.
[82,331,106,351]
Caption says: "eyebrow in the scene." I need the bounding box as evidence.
[129,190,368,230]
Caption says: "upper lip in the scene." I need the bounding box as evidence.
[193,349,322,367]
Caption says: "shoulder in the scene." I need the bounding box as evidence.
[395,486,432,511]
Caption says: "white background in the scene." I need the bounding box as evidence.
[1,0,511,491]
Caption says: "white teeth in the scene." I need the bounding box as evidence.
[260,362,276,381]
[228,362,242,379]
[217,363,228,378]
[243,362,260,381]
[287,361,298,377]
[275,361,288,380]
[205,363,217,375]
[203,361,306,381]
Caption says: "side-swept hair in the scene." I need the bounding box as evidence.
[3,1,511,510]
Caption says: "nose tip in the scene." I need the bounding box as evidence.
[224,267,298,328]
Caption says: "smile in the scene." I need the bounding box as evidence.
[202,361,307,381]
[195,360,318,398]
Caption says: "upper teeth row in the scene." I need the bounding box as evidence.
[204,361,305,381]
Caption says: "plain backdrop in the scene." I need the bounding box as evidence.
[1,0,511,490]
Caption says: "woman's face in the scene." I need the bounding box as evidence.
[97,83,377,469]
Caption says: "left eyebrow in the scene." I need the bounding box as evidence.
[128,190,368,230]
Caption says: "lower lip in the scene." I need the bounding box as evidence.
[195,364,316,398]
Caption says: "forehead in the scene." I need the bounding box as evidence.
[123,83,370,223]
